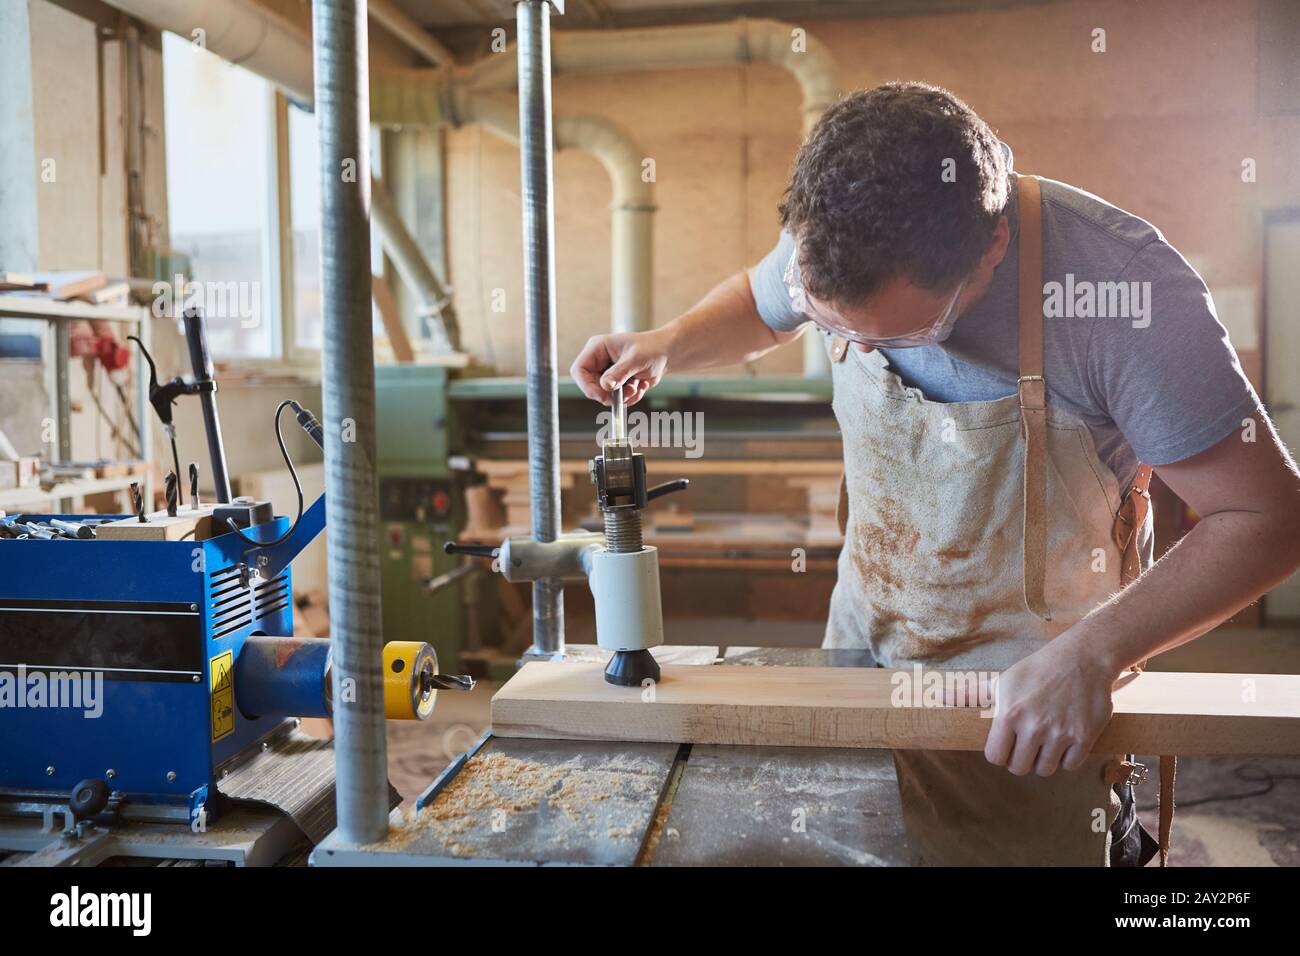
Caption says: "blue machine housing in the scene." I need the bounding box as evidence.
[0,513,308,822]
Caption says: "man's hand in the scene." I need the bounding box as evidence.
[570,329,671,406]
[569,269,802,405]
[983,632,1117,777]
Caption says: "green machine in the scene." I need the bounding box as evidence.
[374,364,470,674]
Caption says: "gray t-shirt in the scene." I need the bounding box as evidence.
[751,160,1260,485]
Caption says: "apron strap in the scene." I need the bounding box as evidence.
[1158,754,1177,866]
[1111,463,1153,588]
[825,333,850,364]
[1016,174,1051,620]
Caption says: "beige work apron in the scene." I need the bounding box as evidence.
[822,175,1155,865]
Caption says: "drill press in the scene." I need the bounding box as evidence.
[588,387,673,685]
[447,386,687,685]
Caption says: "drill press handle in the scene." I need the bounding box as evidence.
[647,478,689,502]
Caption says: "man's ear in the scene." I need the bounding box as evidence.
[981,215,1011,270]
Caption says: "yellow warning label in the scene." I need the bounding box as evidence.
[210,651,235,742]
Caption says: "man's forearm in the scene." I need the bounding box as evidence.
[1065,509,1300,677]
[658,269,801,372]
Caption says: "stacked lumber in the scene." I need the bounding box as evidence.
[0,271,130,305]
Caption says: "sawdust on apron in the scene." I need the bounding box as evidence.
[822,175,1154,865]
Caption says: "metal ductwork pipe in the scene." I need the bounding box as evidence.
[517,0,564,658]
[438,89,656,335]
[554,115,655,334]
[103,0,315,102]
[312,0,388,845]
[466,17,839,134]
[370,177,461,350]
[464,15,839,369]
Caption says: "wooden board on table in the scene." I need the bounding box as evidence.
[491,662,1300,756]
[95,505,216,541]
[31,271,108,301]
[0,273,46,292]
[76,280,130,305]
[477,459,843,479]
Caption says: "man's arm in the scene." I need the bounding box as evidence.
[1080,411,1300,670]
[570,268,802,405]
[986,411,1300,777]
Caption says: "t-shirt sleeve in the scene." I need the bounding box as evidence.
[749,229,808,333]
[1086,240,1261,467]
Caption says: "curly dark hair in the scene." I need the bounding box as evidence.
[778,82,1009,304]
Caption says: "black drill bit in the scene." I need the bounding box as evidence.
[189,463,200,510]
[164,472,179,517]
[130,481,146,522]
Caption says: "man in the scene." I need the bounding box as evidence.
[570,82,1300,865]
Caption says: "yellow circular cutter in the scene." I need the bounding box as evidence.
[382,641,439,720]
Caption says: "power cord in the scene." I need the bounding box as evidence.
[226,399,318,549]
[1173,762,1300,809]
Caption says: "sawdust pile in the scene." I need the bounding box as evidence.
[388,751,662,858]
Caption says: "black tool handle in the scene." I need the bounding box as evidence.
[183,307,233,503]
[443,542,499,559]
[646,478,690,502]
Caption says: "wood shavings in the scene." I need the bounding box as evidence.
[384,749,665,858]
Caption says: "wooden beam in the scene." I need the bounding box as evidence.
[491,662,1300,756]
[372,274,415,363]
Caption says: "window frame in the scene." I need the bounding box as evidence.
[163,68,392,373]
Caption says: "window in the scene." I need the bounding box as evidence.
[288,108,386,354]
[288,102,323,351]
[162,32,276,359]
[165,37,389,366]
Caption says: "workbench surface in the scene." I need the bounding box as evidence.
[312,647,911,866]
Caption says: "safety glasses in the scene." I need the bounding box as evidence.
[783,249,966,349]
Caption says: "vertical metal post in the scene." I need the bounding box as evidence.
[517,0,564,657]
[312,0,388,844]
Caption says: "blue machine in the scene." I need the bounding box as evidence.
[0,502,328,827]
[0,313,458,860]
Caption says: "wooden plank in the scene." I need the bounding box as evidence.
[491,662,1300,756]
[477,459,844,478]
[31,270,107,301]
[95,505,216,541]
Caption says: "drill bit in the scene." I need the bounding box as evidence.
[165,472,179,517]
[189,463,200,510]
[421,673,477,692]
[130,481,146,522]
